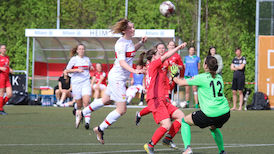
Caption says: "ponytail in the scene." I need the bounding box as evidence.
[111,18,130,35]
[70,44,85,58]
[205,56,218,78]
[137,51,146,67]
[70,47,77,58]
[137,49,157,66]
[209,70,216,79]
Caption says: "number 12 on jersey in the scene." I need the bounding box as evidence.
[210,81,223,97]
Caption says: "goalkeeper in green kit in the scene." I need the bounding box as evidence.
[170,56,230,154]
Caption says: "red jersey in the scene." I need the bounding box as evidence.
[167,53,184,76]
[167,53,183,66]
[0,55,10,75]
[94,71,107,86]
[145,58,167,100]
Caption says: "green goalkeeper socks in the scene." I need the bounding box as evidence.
[181,119,191,149]
[210,128,224,153]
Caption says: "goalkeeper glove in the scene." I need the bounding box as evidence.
[170,65,179,80]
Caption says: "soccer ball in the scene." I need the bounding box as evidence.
[179,101,188,108]
[159,1,176,17]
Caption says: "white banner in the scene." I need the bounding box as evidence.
[25,29,175,38]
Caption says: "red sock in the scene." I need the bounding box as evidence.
[4,97,10,105]
[0,97,4,111]
[150,126,167,146]
[140,106,151,116]
[165,120,181,140]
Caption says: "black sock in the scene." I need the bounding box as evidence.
[140,91,145,102]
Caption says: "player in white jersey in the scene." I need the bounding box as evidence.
[80,18,147,144]
[65,44,94,129]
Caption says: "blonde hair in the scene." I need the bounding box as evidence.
[111,18,130,35]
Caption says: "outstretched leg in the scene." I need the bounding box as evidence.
[94,101,126,144]
[181,114,193,152]
[210,126,225,153]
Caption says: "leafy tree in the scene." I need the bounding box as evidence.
[0,0,257,104]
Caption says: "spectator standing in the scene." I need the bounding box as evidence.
[207,47,223,75]
[183,46,200,108]
[230,48,246,111]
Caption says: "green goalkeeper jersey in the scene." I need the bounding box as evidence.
[186,72,230,117]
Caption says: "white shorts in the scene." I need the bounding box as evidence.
[72,80,92,100]
[93,84,106,91]
[105,79,126,102]
[126,85,144,98]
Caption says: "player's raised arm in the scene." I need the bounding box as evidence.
[135,36,147,51]
[160,42,187,62]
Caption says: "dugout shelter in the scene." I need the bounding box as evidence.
[25,29,175,94]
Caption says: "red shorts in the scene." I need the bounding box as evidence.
[147,98,178,124]
[0,73,11,88]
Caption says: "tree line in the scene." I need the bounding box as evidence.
[0,0,256,103]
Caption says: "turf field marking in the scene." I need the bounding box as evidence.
[1,143,274,147]
[1,143,274,154]
[65,143,274,154]
[0,143,217,146]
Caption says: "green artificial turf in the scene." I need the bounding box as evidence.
[0,106,274,154]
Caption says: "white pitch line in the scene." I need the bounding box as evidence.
[67,143,274,154]
[0,143,213,146]
[1,143,274,154]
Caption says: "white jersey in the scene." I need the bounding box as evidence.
[108,37,136,82]
[66,55,92,84]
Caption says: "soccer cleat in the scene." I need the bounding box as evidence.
[85,123,90,130]
[0,110,8,115]
[144,143,154,154]
[162,138,178,149]
[56,101,62,106]
[138,101,144,106]
[220,150,227,154]
[135,111,141,126]
[93,126,104,144]
[72,108,76,116]
[75,110,83,128]
[182,146,193,154]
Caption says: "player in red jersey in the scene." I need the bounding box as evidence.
[91,63,107,101]
[0,44,12,115]
[166,40,185,104]
[136,41,185,124]
[139,42,187,154]
[135,43,168,127]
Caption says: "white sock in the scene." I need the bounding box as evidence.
[99,110,121,131]
[82,99,104,116]
[85,113,91,124]
[59,100,64,104]
[127,96,133,105]
[74,103,77,109]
